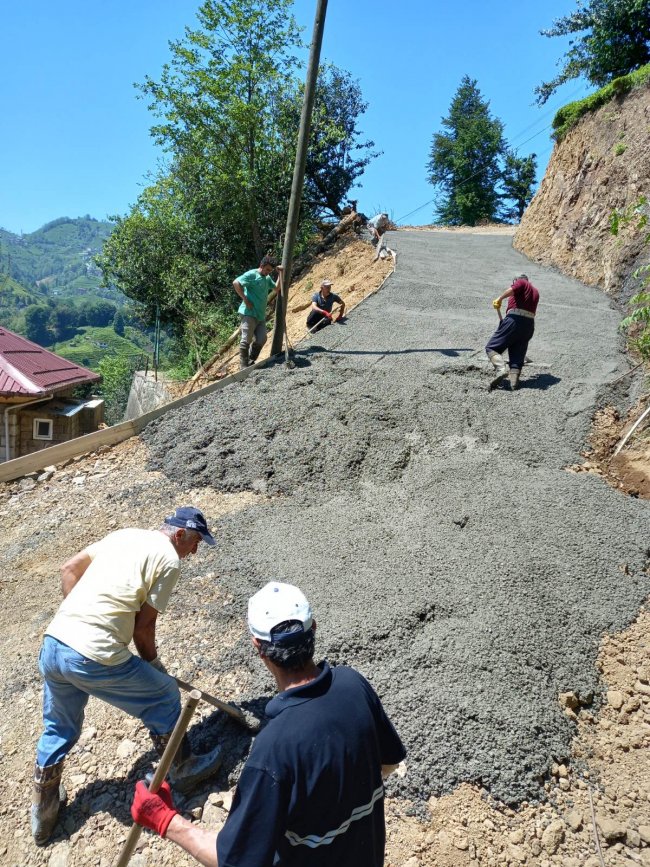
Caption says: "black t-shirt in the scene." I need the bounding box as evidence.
[311,291,342,313]
[216,661,406,867]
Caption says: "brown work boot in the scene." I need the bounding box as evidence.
[150,732,222,794]
[31,760,66,846]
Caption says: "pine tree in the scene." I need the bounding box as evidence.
[501,151,538,221]
[427,77,505,226]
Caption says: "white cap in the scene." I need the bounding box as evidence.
[247,582,313,641]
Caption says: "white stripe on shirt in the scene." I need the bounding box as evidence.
[284,785,384,848]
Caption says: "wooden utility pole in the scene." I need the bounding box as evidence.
[270,0,328,355]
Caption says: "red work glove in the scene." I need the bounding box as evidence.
[336,312,344,322]
[131,780,178,837]
[322,310,332,320]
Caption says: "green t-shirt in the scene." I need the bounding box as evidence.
[237,269,276,321]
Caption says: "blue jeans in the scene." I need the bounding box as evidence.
[36,636,180,766]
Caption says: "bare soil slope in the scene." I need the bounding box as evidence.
[514,83,650,301]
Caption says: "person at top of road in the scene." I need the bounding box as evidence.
[367,212,389,243]
[31,507,223,847]
[233,255,284,370]
[485,274,540,391]
[130,581,406,867]
[306,278,345,333]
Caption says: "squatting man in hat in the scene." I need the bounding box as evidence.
[130,581,406,866]
[485,274,540,391]
[31,507,223,846]
[233,255,284,369]
[306,278,346,332]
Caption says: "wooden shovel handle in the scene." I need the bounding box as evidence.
[175,677,248,725]
[114,690,201,867]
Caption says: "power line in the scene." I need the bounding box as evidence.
[506,83,589,147]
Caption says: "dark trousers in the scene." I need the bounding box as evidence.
[485,314,535,370]
[306,311,331,332]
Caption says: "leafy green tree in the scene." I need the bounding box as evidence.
[51,305,78,341]
[427,76,505,226]
[97,354,135,425]
[79,299,118,327]
[501,151,538,221]
[99,0,379,372]
[283,64,380,217]
[24,305,53,346]
[99,0,302,368]
[113,309,125,336]
[138,0,302,261]
[99,178,223,333]
[535,0,650,104]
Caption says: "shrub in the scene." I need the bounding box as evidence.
[552,64,650,141]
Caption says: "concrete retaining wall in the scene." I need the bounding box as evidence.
[124,371,173,421]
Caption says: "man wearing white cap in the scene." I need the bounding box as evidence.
[306,279,345,332]
[131,581,406,866]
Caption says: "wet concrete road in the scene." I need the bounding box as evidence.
[144,230,650,805]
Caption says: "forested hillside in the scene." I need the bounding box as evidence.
[0,216,114,297]
[0,216,126,337]
[0,217,157,422]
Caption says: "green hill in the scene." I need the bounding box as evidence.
[0,216,119,301]
[54,326,151,369]
[0,272,47,331]
[0,217,164,373]
[0,271,45,306]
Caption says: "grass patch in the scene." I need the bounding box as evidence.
[54,326,145,369]
[552,64,650,142]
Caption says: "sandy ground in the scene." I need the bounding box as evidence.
[179,235,394,390]
[1,229,649,866]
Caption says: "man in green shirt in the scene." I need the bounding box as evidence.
[233,256,284,369]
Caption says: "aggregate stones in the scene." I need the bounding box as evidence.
[2,230,649,865]
[141,231,650,806]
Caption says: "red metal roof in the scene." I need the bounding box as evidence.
[0,327,100,396]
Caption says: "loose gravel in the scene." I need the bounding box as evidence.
[142,230,650,806]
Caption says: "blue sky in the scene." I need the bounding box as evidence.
[0,0,592,234]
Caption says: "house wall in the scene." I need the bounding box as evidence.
[19,409,80,456]
[0,386,106,460]
[0,410,20,462]
[79,401,105,435]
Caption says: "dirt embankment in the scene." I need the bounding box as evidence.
[514,83,650,302]
[514,81,650,501]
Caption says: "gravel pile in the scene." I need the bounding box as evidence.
[142,231,650,806]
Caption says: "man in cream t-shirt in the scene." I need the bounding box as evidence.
[31,506,223,847]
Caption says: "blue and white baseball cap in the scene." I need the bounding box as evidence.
[164,506,216,546]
